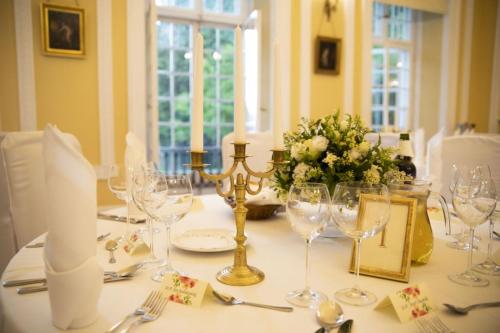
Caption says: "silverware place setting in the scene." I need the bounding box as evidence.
[97,213,146,224]
[443,301,500,315]
[212,290,293,312]
[314,300,353,333]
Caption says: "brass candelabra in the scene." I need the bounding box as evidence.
[188,143,286,286]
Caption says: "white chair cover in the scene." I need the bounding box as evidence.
[221,132,274,189]
[364,132,400,149]
[1,131,81,249]
[0,132,17,274]
[440,135,500,201]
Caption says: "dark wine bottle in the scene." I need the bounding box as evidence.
[395,133,416,179]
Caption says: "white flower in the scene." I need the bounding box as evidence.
[293,162,312,183]
[363,165,381,184]
[358,141,370,154]
[340,120,348,130]
[311,135,329,152]
[349,148,361,161]
[323,152,338,168]
[291,142,306,161]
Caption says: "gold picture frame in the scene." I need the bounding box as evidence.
[349,194,417,283]
[40,3,85,58]
[315,36,341,75]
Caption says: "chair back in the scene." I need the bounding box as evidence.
[0,132,17,274]
[1,131,81,249]
[440,135,500,200]
[221,132,274,189]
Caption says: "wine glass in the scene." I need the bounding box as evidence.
[331,182,391,306]
[142,172,193,282]
[473,177,500,275]
[285,183,331,308]
[107,164,133,241]
[449,168,497,286]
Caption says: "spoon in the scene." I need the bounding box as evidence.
[443,301,500,315]
[105,240,118,264]
[212,290,293,312]
[315,300,344,333]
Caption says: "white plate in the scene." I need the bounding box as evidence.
[172,229,237,253]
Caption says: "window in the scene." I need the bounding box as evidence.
[371,3,413,132]
[155,0,250,173]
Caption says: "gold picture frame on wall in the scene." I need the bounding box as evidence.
[315,36,341,75]
[40,3,85,58]
[349,195,417,283]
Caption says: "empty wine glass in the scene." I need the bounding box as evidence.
[449,168,496,287]
[107,164,133,242]
[331,182,391,306]
[142,172,193,282]
[285,183,331,308]
[473,177,500,276]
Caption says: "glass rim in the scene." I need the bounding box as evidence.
[290,182,330,189]
[334,181,388,189]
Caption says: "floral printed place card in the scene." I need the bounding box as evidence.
[122,231,150,256]
[375,284,435,323]
[160,274,211,307]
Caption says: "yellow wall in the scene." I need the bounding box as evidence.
[290,0,301,129]
[310,0,345,120]
[0,0,20,131]
[467,0,498,132]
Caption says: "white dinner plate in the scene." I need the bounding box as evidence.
[172,228,237,252]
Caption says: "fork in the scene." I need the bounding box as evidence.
[443,301,500,315]
[121,292,168,333]
[415,315,454,333]
[105,290,158,333]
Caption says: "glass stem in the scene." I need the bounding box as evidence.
[467,227,475,272]
[148,216,155,259]
[125,198,131,237]
[164,223,172,267]
[304,239,311,293]
[354,238,362,291]
[486,219,493,260]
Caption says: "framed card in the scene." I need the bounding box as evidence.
[349,195,417,282]
[315,36,341,75]
[40,3,85,57]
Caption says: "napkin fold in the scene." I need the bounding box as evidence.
[42,125,103,329]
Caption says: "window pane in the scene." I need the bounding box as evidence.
[389,92,397,106]
[174,75,190,96]
[158,49,170,71]
[174,126,190,147]
[201,27,216,50]
[222,0,236,13]
[204,52,216,75]
[220,30,234,52]
[174,50,190,72]
[174,24,190,48]
[159,100,171,121]
[174,98,190,122]
[372,72,384,87]
[174,0,191,8]
[158,74,170,97]
[220,53,233,75]
[372,111,383,126]
[220,125,233,142]
[203,0,217,11]
[204,126,217,146]
[220,102,233,123]
[388,110,395,125]
[156,0,193,9]
[204,100,216,123]
[204,77,216,98]
[157,22,170,48]
[372,91,383,106]
[159,125,171,146]
[220,78,233,100]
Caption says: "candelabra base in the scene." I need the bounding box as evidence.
[216,264,265,286]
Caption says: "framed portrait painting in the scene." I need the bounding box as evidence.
[315,36,341,75]
[40,3,85,57]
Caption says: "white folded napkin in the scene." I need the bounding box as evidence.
[42,125,103,329]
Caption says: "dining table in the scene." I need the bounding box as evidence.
[1,194,499,333]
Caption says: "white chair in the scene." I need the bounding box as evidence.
[0,132,17,274]
[364,132,400,149]
[1,130,81,249]
[439,135,500,201]
[221,132,274,189]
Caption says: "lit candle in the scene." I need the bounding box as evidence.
[273,42,284,150]
[191,33,204,152]
[234,26,246,143]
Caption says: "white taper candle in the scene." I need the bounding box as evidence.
[191,33,204,152]
[234,26,246,143]
[273,42,284,149]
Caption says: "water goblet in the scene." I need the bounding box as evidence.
[142,172,193,282]
[331,182,391,306]
[107,164,133,242]
[448,169,496,286]
[285,183,331,308]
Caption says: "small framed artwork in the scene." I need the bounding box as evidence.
[315,36,341,75]
[349,195,417,283]
[40,3,85,57]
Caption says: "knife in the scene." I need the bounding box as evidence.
[97,213,146,224]
[16,276,132,294]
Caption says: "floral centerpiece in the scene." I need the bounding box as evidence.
[273,111,405,199]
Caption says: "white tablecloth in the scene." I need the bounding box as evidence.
[1,195,500,333]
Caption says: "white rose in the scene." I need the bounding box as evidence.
[311,135,329,152]
[293,162,311,182]
[291,142,306,161]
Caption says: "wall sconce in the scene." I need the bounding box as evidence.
[324,0,338,21]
